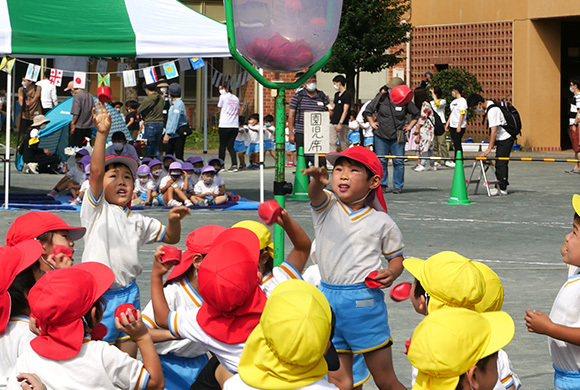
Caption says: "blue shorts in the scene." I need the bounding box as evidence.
[137,192,147,201]
[160,353,209,390]
[234,140,246,153]
[554,365,580,390]
[348,131,361,145]
[101,281,141,344]
[364,136,374,146]
[319,281,392,353]
[247,143,260,155]
[353,354,371,387]
[285,142,296,152]
[264,140,274,150]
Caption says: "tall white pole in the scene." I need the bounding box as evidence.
[203,65,208,163]
[5,71,11,209]
[258,68,264,203]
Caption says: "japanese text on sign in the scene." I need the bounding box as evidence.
[304,111,330,155]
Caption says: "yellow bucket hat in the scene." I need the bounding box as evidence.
[238,279,332,390]
[573,194,580,215]
[472,262,504,313]
[403,251,486,313]
[408,307,515,390]
[232,220,274,258]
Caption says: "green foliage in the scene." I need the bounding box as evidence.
[183,126,220,150]
[429,68,483,121]
[323,0,412,101]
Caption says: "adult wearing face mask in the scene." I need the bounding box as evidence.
[162,83,188,161]
[104,131,139,160]
[18,77,42,133]
[21,115,61,174]
[330,75,351,152]
[137,82,164,157]
[217,85,241,171]
[288,74,330,167]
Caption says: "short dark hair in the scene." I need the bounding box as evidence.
[413,278,426,299]
[432,86,443,99]
[572,78,580,89]
[83,297,105,333]
[8,266,36,317]
[452,84,464,95]
[111,131,126,142]
[143,82,156,92]
[249,113,259,121]
[264,114,274,123]
[332,75,347,86]
[467,93,485,108]
[44,69,51,79]
[126,100,139,110]
[334,157,374,180]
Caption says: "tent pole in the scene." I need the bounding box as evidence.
[258,68,264,203]
[203,64,208,163]
[5,71,11,209]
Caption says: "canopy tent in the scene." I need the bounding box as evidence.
[0,0,232,208]
[0,0,230,58]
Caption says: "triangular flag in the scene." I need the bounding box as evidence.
[4,59,15,74]
[0,57,6,71]
[73,72,87,89]
[162,62,178,79]
[98,73,110,87]
[144,66,158,85]
[50,69,63,86]
[190,57,205,70]
[123,70,137,88]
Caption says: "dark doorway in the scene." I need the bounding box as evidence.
[561,22,580,150]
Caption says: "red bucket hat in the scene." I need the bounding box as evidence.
[326,146,388,213]
[0,240,43,333]
[196,228,265,344]
[166,225,227,282]
[6,212,86,246]
[28,262,114,360]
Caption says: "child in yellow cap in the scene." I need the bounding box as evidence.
[405,251,520,390]
[526,194,580,389]
[223,279,339,390]
[408,307,515,390]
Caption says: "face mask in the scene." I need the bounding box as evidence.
[39,123,47,130]
[571,87,576,93]
[160,87,168,94]
[193,168,202,175]
[171,174,182,180]
[474,107,484,113]
[139,177,148,184]
[151,169,161,176]
[333,84,339,91]
[305,83,317,92]
[21,82,28,88]
[219,89,226,95]
[203,179,213,186]
[265,123,271,128]
[113,142,124,151]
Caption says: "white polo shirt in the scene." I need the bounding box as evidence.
[449,97,467,128]
[142,278,208,358]
[0,316,35,390]
[66,165,85,185]
[160,175,185,191]
[35,79,58,109]
[224,375,339,390]
[168,307,245,373]
[148,175,162,192]
[486,101,511,141]
[80,190,165,289]
[311,190,404,285]
[549,269,580,371]
[7,339,149,390]
[194,180,220,195]
[260,261,303,297]
[134,178,151,195]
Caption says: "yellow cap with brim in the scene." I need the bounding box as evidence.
[403,251,486,313]
[472,262,504,313]
[573,194,580,216]
[232,220,274,258]
[409,307,515,390]
[238,280,331,389]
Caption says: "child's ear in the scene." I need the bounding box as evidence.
[466,365,481,389]
[192,254,203,270]
[368,174,381,190]
[418,295,427,315]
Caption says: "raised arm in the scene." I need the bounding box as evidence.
[301,167,329,207]
[89,102,111,200]
[278,210,311,273]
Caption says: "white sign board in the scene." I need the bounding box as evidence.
[304,111,330,155]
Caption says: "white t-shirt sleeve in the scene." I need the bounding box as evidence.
[146,179,157,191]
[260,261,304,297]
[80,189,104,231]
[487,107,506,129]
[194,181,205,194]
[494,349,521,389]
[101,342,150,390]
[217,95,224,109]
[311,190,334,226]
[137,214,165,245]
[168,307,201,341]
[141,300,158,329]
[381,218,404,260]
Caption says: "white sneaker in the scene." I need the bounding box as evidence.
[168,199,183,207]
[434,162,441,168]
[197,199,208,206]
[184,200,193,207]
[152,197,159,206]
[28,163,39,174]
[414,165,426,172]
[445,161,456,168]
[426,165,437,171]
[489,188,508,196]
[70,197,81,206]
[22,164,30,174]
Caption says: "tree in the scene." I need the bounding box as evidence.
[323,0,412,106]
[430,68,483,121]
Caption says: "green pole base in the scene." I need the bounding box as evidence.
[288,194,310,201]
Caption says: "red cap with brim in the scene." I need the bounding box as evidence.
[29,262,114,360]
[197,228,265,344]
[0,240,43,333]
[326,146,388,213]
[6,212,86,246]
[166,225,227,282]
[105,155,139,177]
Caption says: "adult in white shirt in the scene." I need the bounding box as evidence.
[467,94,514,196]
[35,70,58,115]
[445,84,468,158]
[430,87,453,167]
[217,86,241,171]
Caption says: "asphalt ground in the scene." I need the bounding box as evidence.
[1,149,578,389]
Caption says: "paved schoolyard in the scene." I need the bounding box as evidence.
[1,150,577,389]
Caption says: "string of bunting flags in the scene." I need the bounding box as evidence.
[0,55,253,91]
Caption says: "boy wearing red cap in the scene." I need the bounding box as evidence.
[151,228,267,388]
[81,103,189,357]
[141,225,226,390]
[0,240,43,389]
[303,146,406,390]
[7,262,163,390]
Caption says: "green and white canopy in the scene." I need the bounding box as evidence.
[0,0,230,58]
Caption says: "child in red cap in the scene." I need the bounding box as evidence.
[80,103,190,357]
[141,225,226,390]
[302,145,406,390]
[150,227,267,389]
[7,262,164,390]
[0,240,43,389]
[6,211,86,280]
